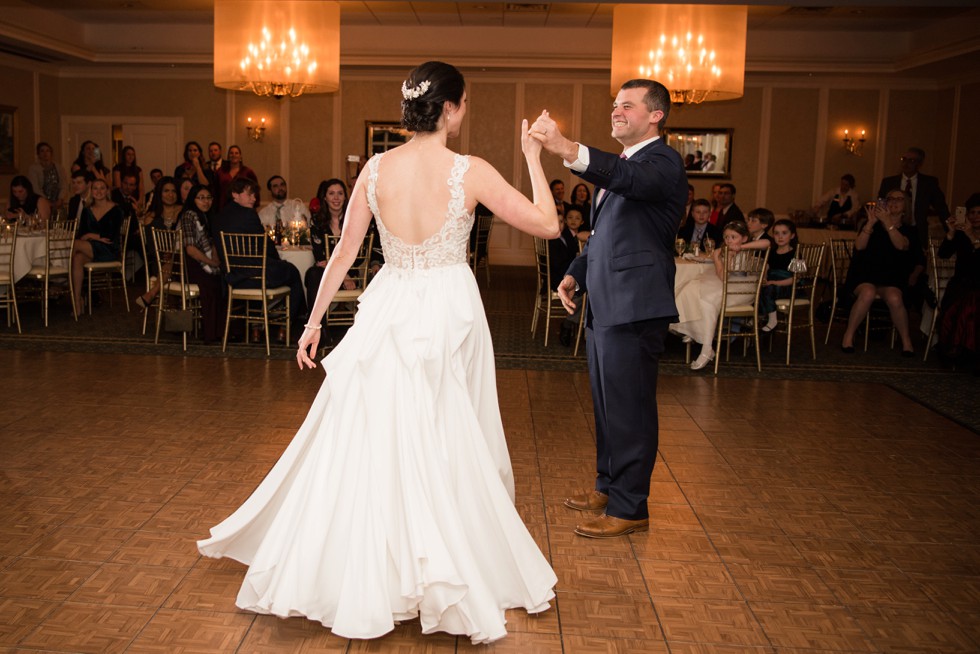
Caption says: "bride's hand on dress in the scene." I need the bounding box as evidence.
[296,327,320,370]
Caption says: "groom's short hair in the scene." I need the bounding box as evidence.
[620,79,671,130]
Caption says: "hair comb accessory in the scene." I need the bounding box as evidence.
[401,79,431,100]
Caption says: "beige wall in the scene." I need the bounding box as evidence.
[2,65,975,262]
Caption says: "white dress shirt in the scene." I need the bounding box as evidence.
[258,198,311,229]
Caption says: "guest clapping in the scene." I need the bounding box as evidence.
[937,193,980,370]
[840,190,918,355]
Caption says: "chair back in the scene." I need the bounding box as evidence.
[470,213,494,272]
[45,218,78,274]
[0,222,17,278]
[928,241,957,308]
[325,232,375,287]
[152,228,194,308]
[221,232,271,291]
[720,248,767,311]
[787,243,826,306]
[827,238,853,289]
[532,236,551,297]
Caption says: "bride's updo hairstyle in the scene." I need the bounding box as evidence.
[400,61,465,133]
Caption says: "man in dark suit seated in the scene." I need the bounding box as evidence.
[877,146,950,249]
[212,177,307,340]
[531,78,688,539]
[677,199,721,250]
[67,169,93,226]
[711,182,744,229]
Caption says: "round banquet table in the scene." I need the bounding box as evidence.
[12,234,48,282]
[277,246,315,295]
[672,256,720,325]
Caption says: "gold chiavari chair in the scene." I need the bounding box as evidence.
[152,228,201,352]
[768,243,825,365]
[469,213,494,286]
[26,217,79,325]
[83,214,132,314]
[531,236,585,352]
[0,223,21,332]
[221,232,291,356]
[324,232,375,331]
[714,247,768,373]
[922,240,957,361]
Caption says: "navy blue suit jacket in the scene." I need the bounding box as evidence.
[565,139,688,327]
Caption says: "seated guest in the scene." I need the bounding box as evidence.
[702,153,717,171]
[550,179,573,218]
[137,177,182,309]
[677,199,721,250]
[937,193,980,370]
[144,168,163,206]
[214,145,259,210]
[306,178,357,321]
[70,140,110,185]
[565,209,589,246]
[813,174,860,225]
[259,175,311,229]
[28,142,68,211]
[112,145,144,198]
[173,141,211,187]
[180,185,225,345]
[68,170,93,225]
[710,183,743,228]
[746,207,776,249]
[111,172,142,256]
[673,220,768,371]
[760,219,799,333]
[548,213,577,290]
[5,176,51,226]
[570,182,592,230]
[212,177,306,337]
[70,179,122,311]
[841,190,918,356]
[681,183,694,223]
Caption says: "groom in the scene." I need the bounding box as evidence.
[530,79,687,538]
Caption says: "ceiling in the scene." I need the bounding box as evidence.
[2,2,979,82]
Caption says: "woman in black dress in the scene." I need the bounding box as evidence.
[70,179,122,311]
[937,192,980,367]
[841,189,918,355]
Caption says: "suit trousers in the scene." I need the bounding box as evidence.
[587,316,670,521]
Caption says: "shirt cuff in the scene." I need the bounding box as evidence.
[563,143,589,173]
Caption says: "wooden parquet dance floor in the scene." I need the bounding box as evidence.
[1,349,978,653]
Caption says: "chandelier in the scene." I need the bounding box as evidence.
[214,0,340,99]
[611,5,747,105]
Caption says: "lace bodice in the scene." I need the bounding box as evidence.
[367,152,474,270]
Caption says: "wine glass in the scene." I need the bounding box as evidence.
[703,238,715,255]
[674,238,686,257]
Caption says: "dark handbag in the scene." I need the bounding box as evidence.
[164,309,194,333]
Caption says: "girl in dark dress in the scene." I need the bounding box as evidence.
[760,218,798,333]
[71,179,122,310]
[306,178,356,317]
[841,189,918,355]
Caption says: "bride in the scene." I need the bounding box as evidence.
[198,61,560,644]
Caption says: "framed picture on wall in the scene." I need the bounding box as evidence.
[665,128,733,178]
[365,122,413,158]
[0,105,16,173]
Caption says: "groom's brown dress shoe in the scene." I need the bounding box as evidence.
[574,514,649,539]
[563,490,609,512]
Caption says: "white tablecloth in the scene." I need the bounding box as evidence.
[278,246,315,295]
[13,234,48,282]
[671,257,723,346]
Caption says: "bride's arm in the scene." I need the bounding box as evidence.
[296,170,373,369]
[469,117,559,239]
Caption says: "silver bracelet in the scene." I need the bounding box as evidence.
[303,323,322,330]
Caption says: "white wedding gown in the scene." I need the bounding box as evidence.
[198,153,557,644]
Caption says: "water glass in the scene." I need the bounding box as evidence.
[674,239,686,257]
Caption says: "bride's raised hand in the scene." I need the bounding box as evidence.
[521,119,542,158]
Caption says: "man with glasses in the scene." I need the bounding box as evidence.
[877,147,949,248]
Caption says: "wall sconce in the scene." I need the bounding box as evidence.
[246,116,267,142]
[842,129,866,156]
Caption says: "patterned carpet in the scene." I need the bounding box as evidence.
[2,266,977,433]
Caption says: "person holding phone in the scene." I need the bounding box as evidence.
[937,193,980,369]
[70,141,110,185]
